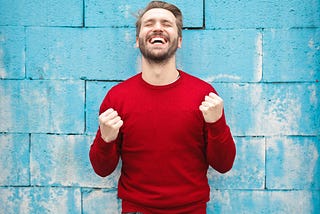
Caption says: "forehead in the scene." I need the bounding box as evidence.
[141,8,176,23]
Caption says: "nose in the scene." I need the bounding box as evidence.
[153,21,163,32]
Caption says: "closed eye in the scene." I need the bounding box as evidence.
[162,21,173,27]
[143,22,153,27]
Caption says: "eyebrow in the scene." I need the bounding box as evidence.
[143,18,174,25]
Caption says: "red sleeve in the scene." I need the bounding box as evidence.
[89,129,120,177]
[89,91,121,177]
[205,112,236,173]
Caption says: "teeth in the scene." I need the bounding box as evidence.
[150,37,165,44]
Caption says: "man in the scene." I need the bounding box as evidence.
[89,1,236,213]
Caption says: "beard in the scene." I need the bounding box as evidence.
[138,34,179,63]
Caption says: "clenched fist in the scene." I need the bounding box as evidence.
[199,92,224,123]
[99,108,123,143]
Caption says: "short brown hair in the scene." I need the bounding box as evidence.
[135,1,183,37]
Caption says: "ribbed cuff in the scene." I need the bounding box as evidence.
[96,131,117,150]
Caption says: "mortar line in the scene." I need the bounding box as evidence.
[28,133,32,187]
[24,26,27,80]
[80,187,84,214]
[261,28,264,82]
[264,137,267,190]
[203,0,206,29]
[84,80,87,134]
[82,0,86,27]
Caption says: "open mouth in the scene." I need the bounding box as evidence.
[148,36,168,45]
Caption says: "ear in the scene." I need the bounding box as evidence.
[136,37,139,48]
[178,37,182,48]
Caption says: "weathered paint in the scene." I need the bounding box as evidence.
[30,134,120,188]
[266,136,320,190]
[0,0,83,26]
[0,80,85,133]
[26,27,139,80]
[177,29,261,82]
[0,134,29,186]
[0,27,25,79]
[86,81,119,134]
[263,28,320,82]
[85,0,203,28]
[82,189,120,214]
[208,190,320,213]
[205,0,320,29]
[213,83,319,136]
[0,187,81,213]
[208,137,265,189]
[0,0,319,213]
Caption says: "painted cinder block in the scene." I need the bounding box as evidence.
[205,0,320,29]
[208,190,320,214]
[30,134,120,188]
[264,28,320,82]
[0,187,81,213]
[266,136,320,190]
[86,81,119,134]
[82,189,120,214]
[177,29,262,82]
[0,0,318,212]
[0,134,29,186]
[213,83,319,136]
[208,137,265,189]
[0,27,25,79]
[85,0,203,28]
[26,27,139,80]
[0,80,84,133]
[0,0,83,26]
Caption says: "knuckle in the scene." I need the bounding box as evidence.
[107,120,114,126]
[98,117,105,124]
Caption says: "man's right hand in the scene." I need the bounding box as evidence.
[99,108,123,143]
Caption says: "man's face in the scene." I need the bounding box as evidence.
[136,8,182,63]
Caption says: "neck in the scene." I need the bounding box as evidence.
[141,56,179,86]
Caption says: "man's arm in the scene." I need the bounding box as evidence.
[89,128,121,177]
[89,101,123,177]
[199,92,236,173]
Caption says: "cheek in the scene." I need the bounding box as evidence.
[137,31,147,42]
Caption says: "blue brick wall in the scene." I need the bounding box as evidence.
[0,0,319,213]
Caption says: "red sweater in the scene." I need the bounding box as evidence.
[89,71,236,213]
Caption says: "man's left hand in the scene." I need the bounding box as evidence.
[199,92,224,123]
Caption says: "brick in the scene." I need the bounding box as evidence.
[213,83,319,136]
[86,81,119,134]
[266,136,320,190]
[208,137,265,189]
[0,187,81,213]
[30,134,120,188]
[0,134,29,186]
[85,0,203,28]
[0,0,83,26]
[82,189,120,214]
[205,0,320,29]
[208,190,320,213]
[26,27,138,80]
[264,28,320,82]
[0,27,25,79]
[177,29,262,82]
[0,80,84,133]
